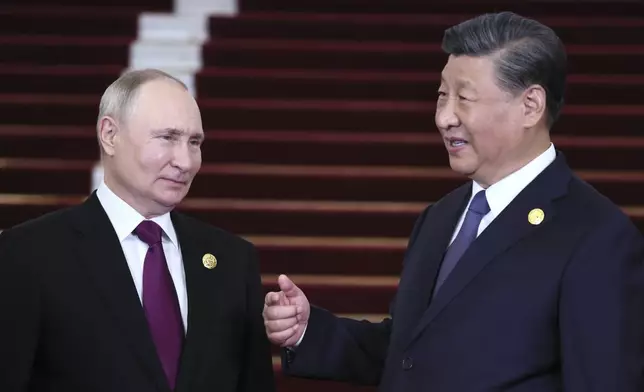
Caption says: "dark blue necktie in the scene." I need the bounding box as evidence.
[433,190,490,295]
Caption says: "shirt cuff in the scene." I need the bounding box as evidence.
[288,323,308,350]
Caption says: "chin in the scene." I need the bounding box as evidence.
[448,157,476,177]
[154,190,188,209]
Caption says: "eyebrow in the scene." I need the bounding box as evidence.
[154,127,205,141]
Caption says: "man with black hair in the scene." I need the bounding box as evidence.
[263,12,644,391]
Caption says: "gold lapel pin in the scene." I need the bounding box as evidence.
[202,253,217,269]
[528,208,545,225]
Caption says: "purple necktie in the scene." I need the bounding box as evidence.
[433,190,490,296]
[134,220,183,390]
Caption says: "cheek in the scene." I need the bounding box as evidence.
[464,112,509,157]
[470,133,504,160]
[139,145,173,172]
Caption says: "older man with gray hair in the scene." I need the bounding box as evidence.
[0,69,276,392]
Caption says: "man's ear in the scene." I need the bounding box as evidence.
[97,116,119,156]
[521,84,547,128]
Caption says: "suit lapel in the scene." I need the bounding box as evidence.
[393,185,470,347]
[405,153,572,349]
[173,213,230,392]
[70,193,169,392]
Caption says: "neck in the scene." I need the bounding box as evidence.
[474,132,551,188]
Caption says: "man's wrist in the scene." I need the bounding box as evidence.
[287,323,308,350]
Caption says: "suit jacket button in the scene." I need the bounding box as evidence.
[284,348,296,364]
[402,357,413,370]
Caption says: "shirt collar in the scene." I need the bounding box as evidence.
[95,182,179,248]
[471,143,557,216]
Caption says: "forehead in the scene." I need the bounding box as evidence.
[440,54,500,92]
[127,79,203,135]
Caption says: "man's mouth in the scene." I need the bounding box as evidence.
[447,137,468,147]
[162,178,188,185]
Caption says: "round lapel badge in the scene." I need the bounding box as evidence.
[528,208,545,225]
[202,253,217,269]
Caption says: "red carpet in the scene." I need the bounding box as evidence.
[0,8,138,37]
[0,36,131,66]
[202,40,644,74]
[210,13,644,45]
[197,69,644,103]
[238,0,644,16]
[2,0,171,9]
[1,1,643,391]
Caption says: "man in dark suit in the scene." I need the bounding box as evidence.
[0,69,275,392]
[262,12,644,391]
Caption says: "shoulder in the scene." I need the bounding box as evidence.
[559,175,643,256]
[172,211,256,252]
[0,203,82,272]
[566,174,635,228]
[1,203,78,245]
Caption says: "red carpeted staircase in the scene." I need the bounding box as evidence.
[1,0,644,391]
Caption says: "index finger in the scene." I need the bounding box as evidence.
[264,291,281,306]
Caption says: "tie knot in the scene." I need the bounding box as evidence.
[469,190,490,216]
[134,220,163,246]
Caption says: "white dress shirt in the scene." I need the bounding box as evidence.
[96,182,189,333]
[450,143,557,243]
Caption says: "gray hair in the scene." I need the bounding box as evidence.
[442,12,567,128]
[97,68,187,130]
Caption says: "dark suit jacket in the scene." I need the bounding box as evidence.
[282,153,644,391]
[0,192,276,392]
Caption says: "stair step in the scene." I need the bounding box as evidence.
[261,274,397,313]
[2,0,171,9]
[1,94,640,136]
[3,159,644,204]
[185,199,420,237]
[210,13,644,45]
[196,69,644,104]
[1,126,643,170]
[204,39,644,74]
[0,8,137,37]
[250,235,407,276]
[0,65,123,95]
[0,36,131,66]
[240,0,644,16]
